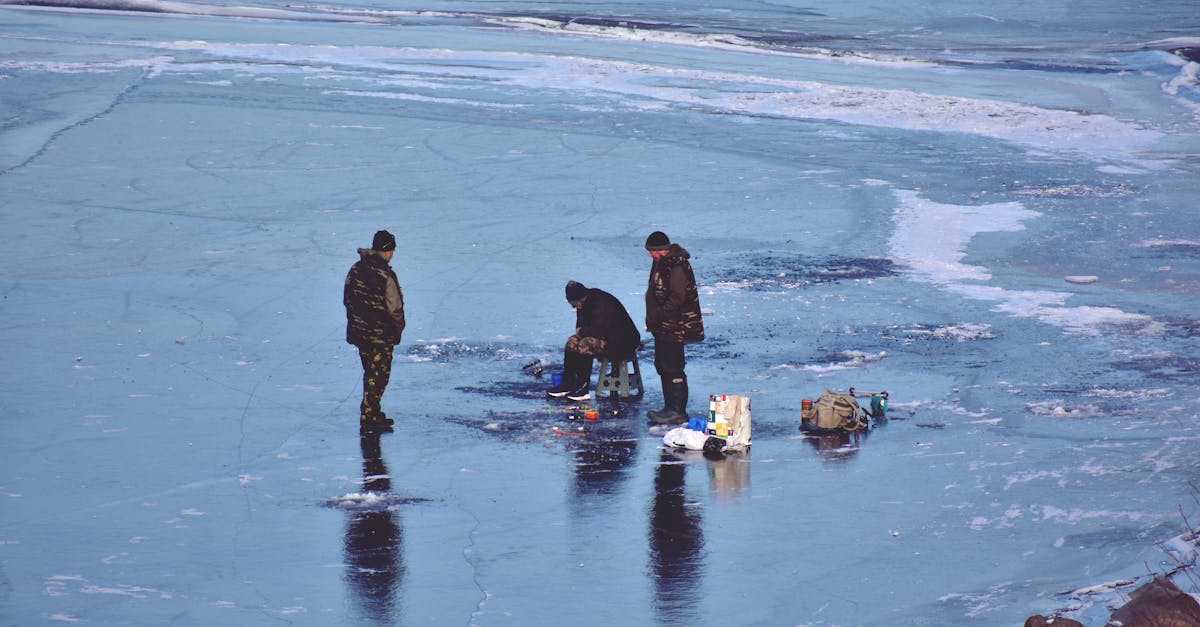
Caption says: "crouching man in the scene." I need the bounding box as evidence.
[547,280,640,402]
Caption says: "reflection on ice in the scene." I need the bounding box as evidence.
[803,429,869,463]
[648,452,704,625]
[343,432,404,624]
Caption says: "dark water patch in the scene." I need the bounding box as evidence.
[1172,47,1200,63]
[1132,241,1200,259]
[740,32,867,48]
[1112,352,1200,382]
[1,0,169,12]
[503,13,691,31]
[456,379,550,400]
[488,9,828,36]
[705,252,896,291]
[1158,317,1200,339]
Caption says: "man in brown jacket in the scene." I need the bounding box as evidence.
[644,231,704,424]
[344,230,406,432]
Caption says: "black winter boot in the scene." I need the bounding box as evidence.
[648,376,689,424]
[646,375,670,420]
[548,351,593,400]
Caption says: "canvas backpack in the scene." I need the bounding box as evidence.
[812,389,868,431]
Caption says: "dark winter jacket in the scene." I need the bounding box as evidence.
[576,287,641,360]
[645,244,704,344]
[344,248,406,347]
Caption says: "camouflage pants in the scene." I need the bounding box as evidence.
[565,334,608,358]
[357,345,394,422]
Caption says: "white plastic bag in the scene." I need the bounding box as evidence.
[662,426,709,451]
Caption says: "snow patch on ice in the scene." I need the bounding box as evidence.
[327,492,391,510]
[889,190,1039,283]
[889,190,1157,335]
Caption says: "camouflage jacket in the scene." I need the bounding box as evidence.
[344,248,405,346]
[645,244,704,344]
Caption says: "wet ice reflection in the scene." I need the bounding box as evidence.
[804,429,870,463]
[343,432,404,624]
[568,419,639,515]
[648,451,705,624]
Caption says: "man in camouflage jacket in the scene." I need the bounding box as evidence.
[344,230,406,431]
[644,231,704,424]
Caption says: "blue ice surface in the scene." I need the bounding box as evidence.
[1,0,1199,624]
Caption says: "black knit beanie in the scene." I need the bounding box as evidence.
[372,230,397,252]
[644,231,670,251]
[565,280,588,302]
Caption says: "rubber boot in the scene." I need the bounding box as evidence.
[646,375,671,421]
[676,376,689,417]
[648,376,689,424]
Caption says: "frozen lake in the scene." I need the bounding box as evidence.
[2,0,1199,624]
